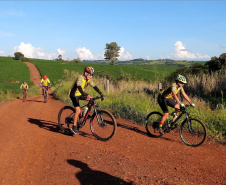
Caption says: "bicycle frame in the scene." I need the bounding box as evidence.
[77,97,103,129]
[165,105,191,132]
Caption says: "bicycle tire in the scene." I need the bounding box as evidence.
[44,91,47,103]
[180,118,207,147]
[145,111,164,138]
[90,109,117,141]
[58,106,75,135]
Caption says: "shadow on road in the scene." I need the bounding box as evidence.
[116,121,148,136]
[28,118,59,133]
[24,99,43,103]
[117,121,183,145]
[67,159,133,185]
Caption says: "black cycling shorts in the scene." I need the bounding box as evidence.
[158,94,177,113]
[70,95,86,107]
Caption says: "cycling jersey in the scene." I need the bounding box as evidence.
[70,75,95,97]
[20,83,28,89]
[160,83,184,99]
[40,78,51,86]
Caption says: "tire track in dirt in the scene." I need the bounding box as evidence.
[0,62,225,185]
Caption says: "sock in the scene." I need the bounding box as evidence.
[159,122,163,128]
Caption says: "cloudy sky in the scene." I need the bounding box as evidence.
[0,1,226,61]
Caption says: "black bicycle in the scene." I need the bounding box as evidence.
[58,96,117,141]
[145,105,207,147]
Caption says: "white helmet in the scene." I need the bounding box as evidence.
[176,74,187,84]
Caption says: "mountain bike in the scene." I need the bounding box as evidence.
[145,105,207,147]
[58,96,117,141]
[43,87,48,103]
[22,89,27,101]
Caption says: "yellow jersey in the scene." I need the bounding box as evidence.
[40,78,51,86]
[160,83,184,99]
[20,83,28,89]
[70,75,95,96]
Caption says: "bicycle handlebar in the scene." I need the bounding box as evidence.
[89,96,105,101]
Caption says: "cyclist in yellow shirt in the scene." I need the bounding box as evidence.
[20,81,28,99]
[157,75,194,135]
[39,75,51,95]
[69,66,104,134]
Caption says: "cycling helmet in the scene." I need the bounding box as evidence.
[44,75,47,79]
[84,66,94,76]
[176,74,187,84]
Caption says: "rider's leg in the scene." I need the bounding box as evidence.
[174,104,180,116]
[159,112,169,128]
[73,107,82,127]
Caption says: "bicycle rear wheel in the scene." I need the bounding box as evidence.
[145,112,163,137]
[180,118,207,147]
[44,91,47,103]
[58,106,75,135]
[90,109,117,141]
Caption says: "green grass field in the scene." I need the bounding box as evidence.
[0,57,32,94]
[32,59,178,86]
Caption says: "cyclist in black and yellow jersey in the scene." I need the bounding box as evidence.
[158,74,195,135]
[39,75,51,95]
[20,81,29,98]
[69,66,104,134]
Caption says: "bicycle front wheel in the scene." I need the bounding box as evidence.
[145,112,163,137]
[180,118,207,147]
[90,109,117,141]
[58,106,75,135]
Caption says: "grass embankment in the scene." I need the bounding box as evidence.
[0,57,40,101]
[54,70,226,144]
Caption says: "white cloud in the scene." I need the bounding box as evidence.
[0,51,4,55]
[118,47,133,60]
[75,47,95,60]
[14,42,58,59]
[57,48,65,56]
[168,41,210,60]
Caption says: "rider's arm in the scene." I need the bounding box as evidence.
[93,86,103,96]
[26,84,29,89]
[48,79,51,87]
[172,91,181,104]
[20,84,22,89]
[181,91,191,104]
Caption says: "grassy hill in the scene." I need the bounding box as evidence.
[0,57,32,94]
[32,59,179,86]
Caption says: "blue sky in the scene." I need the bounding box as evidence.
[0,1,226,61]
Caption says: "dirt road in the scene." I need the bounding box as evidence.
[0,63,225,185]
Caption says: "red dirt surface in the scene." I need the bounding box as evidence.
[0,63,225,185]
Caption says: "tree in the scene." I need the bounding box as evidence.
[58,55,63,61]
[72,58,82,63]
[104,42,121,65]
[14,52,24,60]
[219,53,226,67]
[205,56,222,73]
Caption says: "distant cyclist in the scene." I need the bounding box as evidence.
[39,75,51,95]
[157,74,195,135]
[20,81,28,98]
[69,66,105,134]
